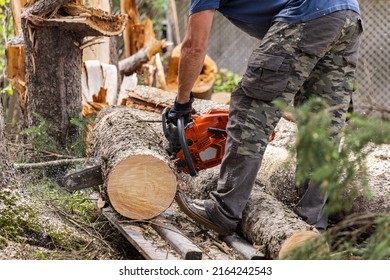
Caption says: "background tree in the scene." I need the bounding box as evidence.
[0,103,14,189]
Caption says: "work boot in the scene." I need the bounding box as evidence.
[175,190,234,236]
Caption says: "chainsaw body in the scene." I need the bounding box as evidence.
[162,108,229,176]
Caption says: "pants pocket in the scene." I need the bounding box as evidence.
[241,51,291,101]
[298,12,346,57]
[343,18,364,66]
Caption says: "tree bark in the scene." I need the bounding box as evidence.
[23,23,83,146]
[22,0,75,17]
[0,104,15,189]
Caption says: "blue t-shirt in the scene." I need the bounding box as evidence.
[190,0,360,39]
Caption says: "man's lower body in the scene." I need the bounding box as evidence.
[203,10,363,233]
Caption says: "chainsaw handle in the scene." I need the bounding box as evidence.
[177,117,198,177]
[162,107,170,139]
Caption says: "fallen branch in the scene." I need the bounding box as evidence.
[14,158,86,170]
[118,40,165,76]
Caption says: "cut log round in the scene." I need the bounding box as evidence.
[89,106,178,220]
[278,231,325,259]
[107,155,176,220]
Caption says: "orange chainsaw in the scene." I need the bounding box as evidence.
[162,107,229,176]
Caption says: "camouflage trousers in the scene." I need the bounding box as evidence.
[204,10,364,232]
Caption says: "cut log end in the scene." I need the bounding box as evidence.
[107,155,177,220]
[278,230,324,259]
[166,44,218,100]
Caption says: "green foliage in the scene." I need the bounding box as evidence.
[278,98,390,216]
[142,0,168,14]
[68,115,93,157]
[274,98,390,259]
[45,182,97,223]
[363,216,390,259]
[279,214,390,260]
[24,176,95,248]
[66,191,96,220]
[0,83,13,95]
[20,113,93,158]
[213,68,242,93]
[0,170,116,259]
[21,113,60,154]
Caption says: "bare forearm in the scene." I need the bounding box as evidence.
[177,44,206,103]
[176,9,215,104]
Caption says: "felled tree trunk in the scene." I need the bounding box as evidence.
[87,86,228,219]
[20,0,126,147]
[88,106,177,220]
[88,85,313,259]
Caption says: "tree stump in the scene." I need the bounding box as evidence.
[20,0,126,146]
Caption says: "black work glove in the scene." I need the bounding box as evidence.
[167,92,195,126]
